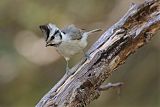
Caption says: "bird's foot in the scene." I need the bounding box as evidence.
[65,67,72,76]
[85,53,91,60]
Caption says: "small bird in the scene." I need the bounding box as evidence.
[39,23,101,74]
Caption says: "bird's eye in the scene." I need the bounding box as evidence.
[50,36,55,41]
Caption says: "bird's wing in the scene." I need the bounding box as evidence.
[61,24,84,40]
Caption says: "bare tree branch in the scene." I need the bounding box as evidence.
[98,82,124,91]
[36,0,160,107]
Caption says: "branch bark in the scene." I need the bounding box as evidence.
[36,0,160,107]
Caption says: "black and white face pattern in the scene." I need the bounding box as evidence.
[39,23,62,47]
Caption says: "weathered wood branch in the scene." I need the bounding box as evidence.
[36,0,160,107]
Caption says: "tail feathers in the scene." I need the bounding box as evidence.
[85,29,102,35]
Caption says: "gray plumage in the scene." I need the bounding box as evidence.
[39,23,102,74]
[61,24,84,40]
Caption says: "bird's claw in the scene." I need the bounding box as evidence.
[65,67,72,76]
[85,53,91,60]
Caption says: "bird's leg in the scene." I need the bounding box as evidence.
[66,60,69,71]
[64,57,71,75]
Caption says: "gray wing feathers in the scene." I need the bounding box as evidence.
[62,25,102,40]
[62,24,83,40]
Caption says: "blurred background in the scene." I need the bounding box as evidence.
[0,0,159,107]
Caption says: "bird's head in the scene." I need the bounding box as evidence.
[39,23,62,47]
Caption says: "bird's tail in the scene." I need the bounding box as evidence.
[85,29,102,35]
[82,29,102,41]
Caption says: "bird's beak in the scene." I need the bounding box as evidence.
[46,42,49,47]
